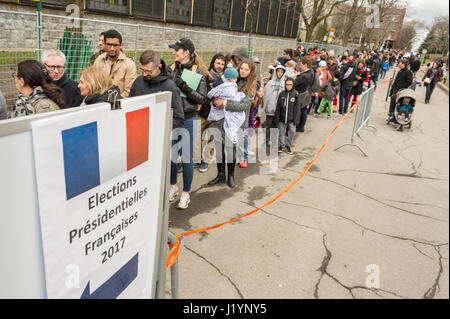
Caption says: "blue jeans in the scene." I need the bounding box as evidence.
[279,122,296,147]
[339,85,352,114]
[237,117,249,161]
[170,115,197,192]
[369,73,379,88]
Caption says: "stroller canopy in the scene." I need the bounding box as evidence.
[396,89,416,105]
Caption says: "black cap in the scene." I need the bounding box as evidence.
[169,38,195,53]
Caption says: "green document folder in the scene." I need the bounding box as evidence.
[179,69,203,98]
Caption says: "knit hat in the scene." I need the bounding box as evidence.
[319,60,327,68]
[224,67,239,79]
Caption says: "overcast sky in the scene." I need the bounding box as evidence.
[405,0,449,50]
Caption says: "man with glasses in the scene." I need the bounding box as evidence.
[93,29,137,98]
[129,50,184,129]
[41,49,83,107]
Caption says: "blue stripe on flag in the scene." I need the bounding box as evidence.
[62,122,100,200]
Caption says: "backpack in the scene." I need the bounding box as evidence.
[311,71,321,94]
[382,61,390,71]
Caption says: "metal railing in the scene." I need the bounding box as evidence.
[334,86,376,157]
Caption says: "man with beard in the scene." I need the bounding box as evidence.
[129,50,184,129]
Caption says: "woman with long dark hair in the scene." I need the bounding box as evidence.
[11,60,66,117]
[208,59,258,188]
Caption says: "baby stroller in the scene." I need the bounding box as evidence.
[386,89,416,131]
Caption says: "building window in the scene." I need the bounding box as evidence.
[166,0,192,24]
[276,0,287,36]
[213,0,231,29]
[267,0,279,35]
[257,0,270,34]
[86,0,129,15]
[193,0,213,26]
[245,0,258,33]
[230,0,246,31]
[132,0,164,19]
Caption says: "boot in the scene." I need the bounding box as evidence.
[227,162,236,188]
[208,163,226,186]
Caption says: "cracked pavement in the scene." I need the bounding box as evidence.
[166,69,449,299]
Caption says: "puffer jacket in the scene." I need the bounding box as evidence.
[274,89,301,125]
[263,65,286,116]
[169,57,207,120]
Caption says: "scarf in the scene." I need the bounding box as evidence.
[209,69,223,82]
[12,86,46,118]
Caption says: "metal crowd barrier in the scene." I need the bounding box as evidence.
[334,86,376,157]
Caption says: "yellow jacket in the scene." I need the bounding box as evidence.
[93,51,137,98]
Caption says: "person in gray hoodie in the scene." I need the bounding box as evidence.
[263,65,286,145]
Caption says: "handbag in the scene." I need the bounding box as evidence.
[424,77,431,84]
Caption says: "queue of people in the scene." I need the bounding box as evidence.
[1,28,448,210]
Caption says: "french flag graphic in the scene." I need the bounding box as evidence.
[61,107,149,200]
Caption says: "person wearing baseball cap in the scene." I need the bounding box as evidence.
[168,38,210,210]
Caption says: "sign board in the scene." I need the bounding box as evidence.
[0,92,172,298]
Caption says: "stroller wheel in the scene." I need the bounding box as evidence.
[396,125,404,131]
[407,122,412,129]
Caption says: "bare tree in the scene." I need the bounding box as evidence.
[298,0,347,42]
[397,20,420,51]
[338,0,367,46]
[242,0,259,53]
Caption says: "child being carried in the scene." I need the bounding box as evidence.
[207,68,246,144]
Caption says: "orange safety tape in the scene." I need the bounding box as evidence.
[167,89,381,268]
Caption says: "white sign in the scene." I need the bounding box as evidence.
[32,95,167,298]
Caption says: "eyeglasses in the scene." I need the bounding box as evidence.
[45,64,65,71]
[140,67,157,75]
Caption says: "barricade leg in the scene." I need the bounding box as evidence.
[167,232,180,299]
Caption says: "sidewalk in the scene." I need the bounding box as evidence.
[166,69,449,299]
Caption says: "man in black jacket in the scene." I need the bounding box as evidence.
[129,50,185,129]
[338,56,357,114]
[42,49,84,107]
[389,59,413,115]
[369,54,382,89]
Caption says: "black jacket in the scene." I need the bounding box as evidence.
[54,73,84,108]
[169,58,207,120]
[294,68,314,94]
[371,57,382,74]
[129,60,185,129]
[82,85,122,105]
[350,69,368,96]
[410,60,421,72]
[390,67,413,96]
[275,89,301,125]
[339,61,357,87]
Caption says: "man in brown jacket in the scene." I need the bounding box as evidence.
[93,29,137,98]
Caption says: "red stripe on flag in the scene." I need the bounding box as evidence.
[126,107,149,171]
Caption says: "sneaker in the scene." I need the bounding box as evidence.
[239,160,248,168]
[199,162,208,173]
[327,115,331,119]
[177,192,190,210]
[278,146,284,153]
[169,185,179,202]
[285,146,293,155]
[193,162,201,168]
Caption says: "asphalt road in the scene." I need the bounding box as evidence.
[167,68,449,299]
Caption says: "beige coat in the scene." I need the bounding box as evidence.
[93,51,137,98]
[33,98,60,114]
